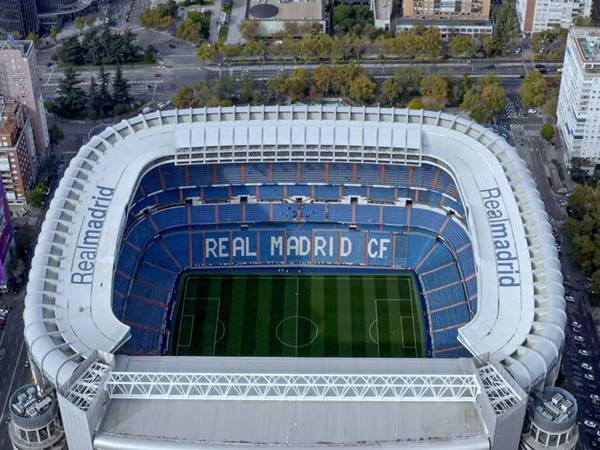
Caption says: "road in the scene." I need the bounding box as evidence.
[37,59,562,100]
[0,291,34,450]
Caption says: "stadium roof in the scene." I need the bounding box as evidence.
[25,106,565,394]
[81,356,520,449]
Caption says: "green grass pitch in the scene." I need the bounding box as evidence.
[168,273,426,358]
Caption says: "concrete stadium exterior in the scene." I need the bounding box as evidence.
[23,106,565,449]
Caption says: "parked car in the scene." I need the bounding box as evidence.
[579,349,591,356]
[585,420,598,428]
[583,363,594,371]
[565,294,575,302]
[575,335,585,342]
[573,321,581,328]
[586,373,596,381]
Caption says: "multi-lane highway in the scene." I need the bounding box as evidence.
[37,58,562,100]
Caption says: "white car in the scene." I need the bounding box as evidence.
[582,363,593,371]
[565,294,575,302]
[573,321,581,328]
[585,373,595,381]
[574,335,584,342]
[591,394,600,401]
[579,349,591,356]
[585,419,598,428]
[528,108,537,114]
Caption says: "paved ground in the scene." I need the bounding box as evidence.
[226,0,246,44]
[0,292,36,450]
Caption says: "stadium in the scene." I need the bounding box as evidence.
[23,105,566,449]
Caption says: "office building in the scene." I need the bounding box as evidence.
[0,39,49,168]
[516,0,591,33]
[0,99,36,204]
[557,27,600,161]
[36,0,96,29]
[0,0,39,36]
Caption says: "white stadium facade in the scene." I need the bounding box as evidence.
[21,106,566,450]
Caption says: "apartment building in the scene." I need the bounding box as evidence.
[516,0,591,33]
[0,39,49,169]
[557,28,600,161]
[0,99,36,204]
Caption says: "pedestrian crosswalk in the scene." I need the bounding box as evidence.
[505,99,525,134]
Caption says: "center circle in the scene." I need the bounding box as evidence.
[275,316,319,348]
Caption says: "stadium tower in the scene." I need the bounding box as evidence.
[17,106,568,450]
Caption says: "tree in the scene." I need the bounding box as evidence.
[60,36,84,65]
[347,73,376,103]
[87,75,102,117]
[98,66,113,115]
[450,74,472,106]
[26,184,48,209]
[177,11,210,43]
[540,123,555,141]
[53,67,86,118]
[172,85,198,108]
[26,32,40,47]
[50,25,59,39]
[48,125,64,146]
[520,70,548,108]
[112,65,132,108]
[140,6,174,29]
[239,20,260,41]
[482,35,500,57]
[197,43,220,62]
[449,35,475,58]
[461,74,506,123]
[420,74,449,109]
[332,4,373,35]
[239,74,255,104]
[76,16,85,31]
[143,44,158,63]
[407,98,424,109]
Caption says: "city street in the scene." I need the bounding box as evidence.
[0,291,35,450]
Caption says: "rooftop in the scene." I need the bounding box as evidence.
[0,40,33,56]
[530,387,577,431]
[247,0,324,22]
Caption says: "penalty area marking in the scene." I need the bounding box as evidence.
[373,298,417,356]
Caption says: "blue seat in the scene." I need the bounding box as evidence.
[314,185,339,201]
[259,185,284,201]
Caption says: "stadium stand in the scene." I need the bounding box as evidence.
[114,162,476,357]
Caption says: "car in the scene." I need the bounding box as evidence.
[528,108,537,114]
[593,394,600,401]
[142,106,153,114]
[24,359,29,368]
[557,67,564,73]
[535,63,547,69]
[168,43,176,49]
[583,363,594,371]
[575,335,584,342]
[579,349,591,356]
[566,294,575,303]
[586,374,596,381]
[573,321,581,328]
[515,47,523,54]
[585,420,598,428]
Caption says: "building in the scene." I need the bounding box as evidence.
[521,387,578,449]
[246,0,327,36]
[516,0,591,33]
[0,99,36,204]
[396,17,492,38]
[0,0,39,36]
[557,28,600,161]
[0,39,49,168]
[36,0,96,29]
[17,105,568,449]
[0,172,14,291]
[386,0,492,36]
[8,384,66,450]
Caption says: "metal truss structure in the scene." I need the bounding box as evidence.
[478,364,522,414]
[64,361,110,411]
[105,372,481,402]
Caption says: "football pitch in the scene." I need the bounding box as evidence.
[168,274,425,358]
